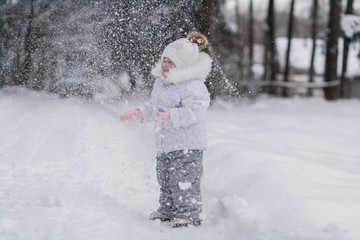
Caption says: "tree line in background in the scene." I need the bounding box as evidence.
[217,0,359,100]
[0,0,359,101]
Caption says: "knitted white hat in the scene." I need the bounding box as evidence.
[152,32,211,83]
[161,38,199,69]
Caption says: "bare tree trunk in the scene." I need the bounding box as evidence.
[308,0,319,97]
[263,0,277,94]
[324,0,341,100]
[0,2,4,86]
[199,0,218,99]
[268,0,277,83]
[262,38,268,81]
[22,0,35,88]
[340,0,354,98]
[248,0,254,81]
[199,0,216,39]
[283,0,296,97]
[263,0,273,81]
[235,1,244,81]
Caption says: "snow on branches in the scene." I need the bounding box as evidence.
[341,14,360,39]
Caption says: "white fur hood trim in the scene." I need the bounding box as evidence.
[151,52,212,83]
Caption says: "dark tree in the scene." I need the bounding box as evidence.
[198,0,238,100]
[308,0,319,97]
[263,0,278,95]
[0,0,5,87]
[248,0,254,81]
[340,0,354,98]
[324,0,341,100]
[22,0,35,88]
[235,1,244,81]
[199,0,216,39]
[282,0,296,97]
[1,2,25,86]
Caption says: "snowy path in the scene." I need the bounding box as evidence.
[1,88,360,240]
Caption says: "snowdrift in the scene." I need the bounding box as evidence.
[1,88,360,240]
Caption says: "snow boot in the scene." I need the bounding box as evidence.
[169,218,201,228]
[149,211,171,222]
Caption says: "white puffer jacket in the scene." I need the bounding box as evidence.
[138,52,212,153]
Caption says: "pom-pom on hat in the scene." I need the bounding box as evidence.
[187,31,209,51]
[161,32,208,69]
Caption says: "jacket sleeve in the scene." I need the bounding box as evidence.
[137,78,162,123]
[138,101,155,123]
[169,82,210,128]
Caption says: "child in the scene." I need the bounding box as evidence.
[120,32,212,227]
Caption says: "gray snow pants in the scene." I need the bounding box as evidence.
[156,150,203,222]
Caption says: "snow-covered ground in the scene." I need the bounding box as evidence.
[1,87,360,240]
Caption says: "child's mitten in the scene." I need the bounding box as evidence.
[156,106,171,121]
[120,110,143,121]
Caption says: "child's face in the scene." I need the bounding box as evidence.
[161,57,175,75]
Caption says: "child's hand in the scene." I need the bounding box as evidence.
[156,106,171,121]
[120,110,143,121]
